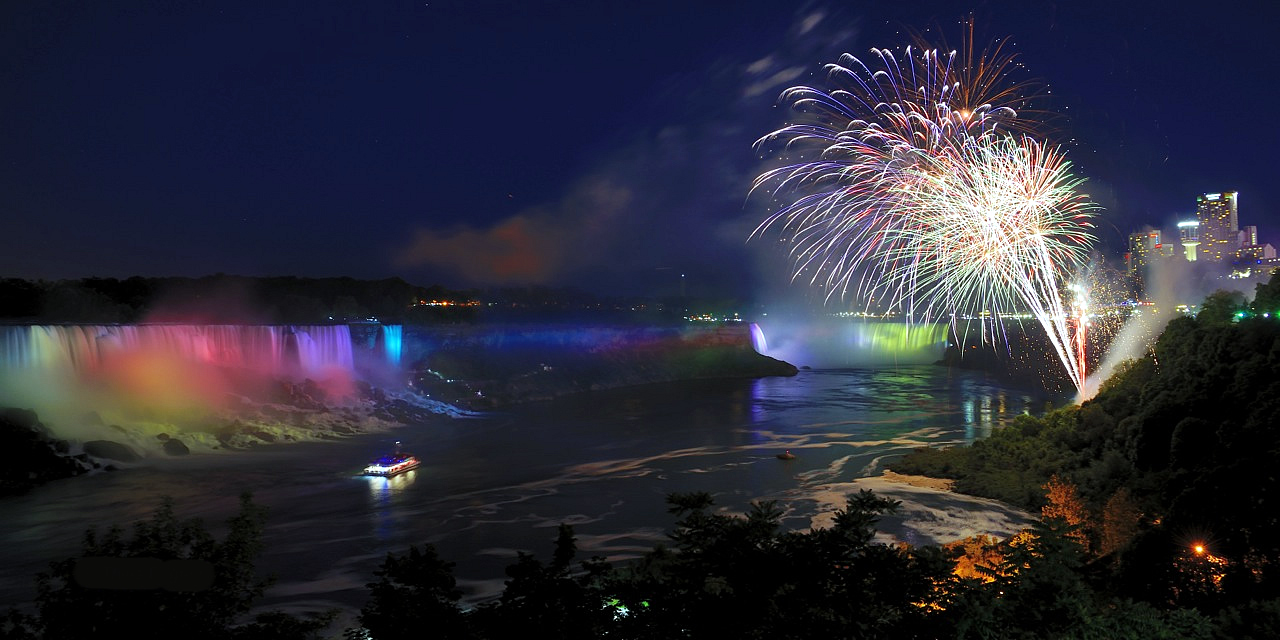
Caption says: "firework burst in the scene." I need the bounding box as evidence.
[750,31,1098,391]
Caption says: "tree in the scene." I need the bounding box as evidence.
[951,516,1093,639]
[1197,289,1247,326]
[356,544,470,640]
[1042,474,1094,555]
[944,535,1005,583]
[0,608,37,640]
[1100,487,1142,557]
[469,524,612,640]
[25,494,330,640]
[607,490,956,639]
[1252,271,1280,316]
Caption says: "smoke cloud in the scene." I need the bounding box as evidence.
[395,179,631,286]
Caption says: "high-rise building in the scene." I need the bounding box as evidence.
[1196,191,1240,263]
[1127,230,1161,296]
[1238,243,1276,262]
[1178,220,1200,261]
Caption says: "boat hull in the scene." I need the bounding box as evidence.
[362,456,420,477]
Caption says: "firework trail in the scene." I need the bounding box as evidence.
[749,32,1098,391]
[892,136,1097,389]
[1069,282,1090,385]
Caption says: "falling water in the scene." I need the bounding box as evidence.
[749,319,948,368]
[0,324,407,435]
[0,325,357,379]
[380,325,402,366]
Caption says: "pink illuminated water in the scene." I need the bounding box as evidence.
[0,325,354,379]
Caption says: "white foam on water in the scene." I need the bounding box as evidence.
[800,477,1034,546]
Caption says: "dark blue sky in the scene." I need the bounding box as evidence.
[4,0,1278,302]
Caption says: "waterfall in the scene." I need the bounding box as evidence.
[288,326,356,377]
[750,319,948,368]
[380,325,402,366]
[0,325,356,379]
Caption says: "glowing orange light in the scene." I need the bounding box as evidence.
[1193,544,1206,556]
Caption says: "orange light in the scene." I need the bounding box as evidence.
[1193,544,1206,556]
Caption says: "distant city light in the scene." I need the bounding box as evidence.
[412,299,479,307]
[685,312,742,323]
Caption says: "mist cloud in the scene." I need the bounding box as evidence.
[396,180,631,286]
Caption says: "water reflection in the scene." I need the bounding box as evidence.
[366,470,418,541]
[758,368,1062,447]
[958,386,1047,442]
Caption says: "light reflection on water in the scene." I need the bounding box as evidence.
[0,365,1067,614]
[366,470,418,541]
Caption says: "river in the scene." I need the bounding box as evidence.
[0,365,1065,622]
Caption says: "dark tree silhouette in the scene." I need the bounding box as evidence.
[13,494,331,640]
[356,544,471,640]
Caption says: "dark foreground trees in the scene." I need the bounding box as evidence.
[606,491,956,639]
[1,494,332,640]
[350,490,957,640]
[346,490,1225,639]
[0,488,1245,640]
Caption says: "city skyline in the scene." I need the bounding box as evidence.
[1127,191,1279,264]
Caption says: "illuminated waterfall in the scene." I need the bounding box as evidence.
[380,325,402,366]
[750,319,947,368]
[0,325,356,379]
[0,324,411,436]
[0,324,379,427]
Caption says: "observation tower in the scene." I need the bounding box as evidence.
[1178,220,1200,262]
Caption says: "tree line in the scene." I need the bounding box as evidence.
[0,276,729,325]
[0,276,477,324]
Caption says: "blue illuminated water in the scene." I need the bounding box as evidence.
[0,366,1063,620]
[381,325,402,366]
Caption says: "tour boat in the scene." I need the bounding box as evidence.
[363,442,420,477]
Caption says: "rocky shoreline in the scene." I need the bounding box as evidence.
[0,382,447,497]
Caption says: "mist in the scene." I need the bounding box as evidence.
[1080,256,1251,400]
[0,325,378,453]
[751,312,947,369]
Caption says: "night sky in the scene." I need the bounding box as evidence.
[4,0,1279,303]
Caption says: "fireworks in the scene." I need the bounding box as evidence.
[750,30,1098,391]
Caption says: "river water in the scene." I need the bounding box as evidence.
[0,365,1064,620]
